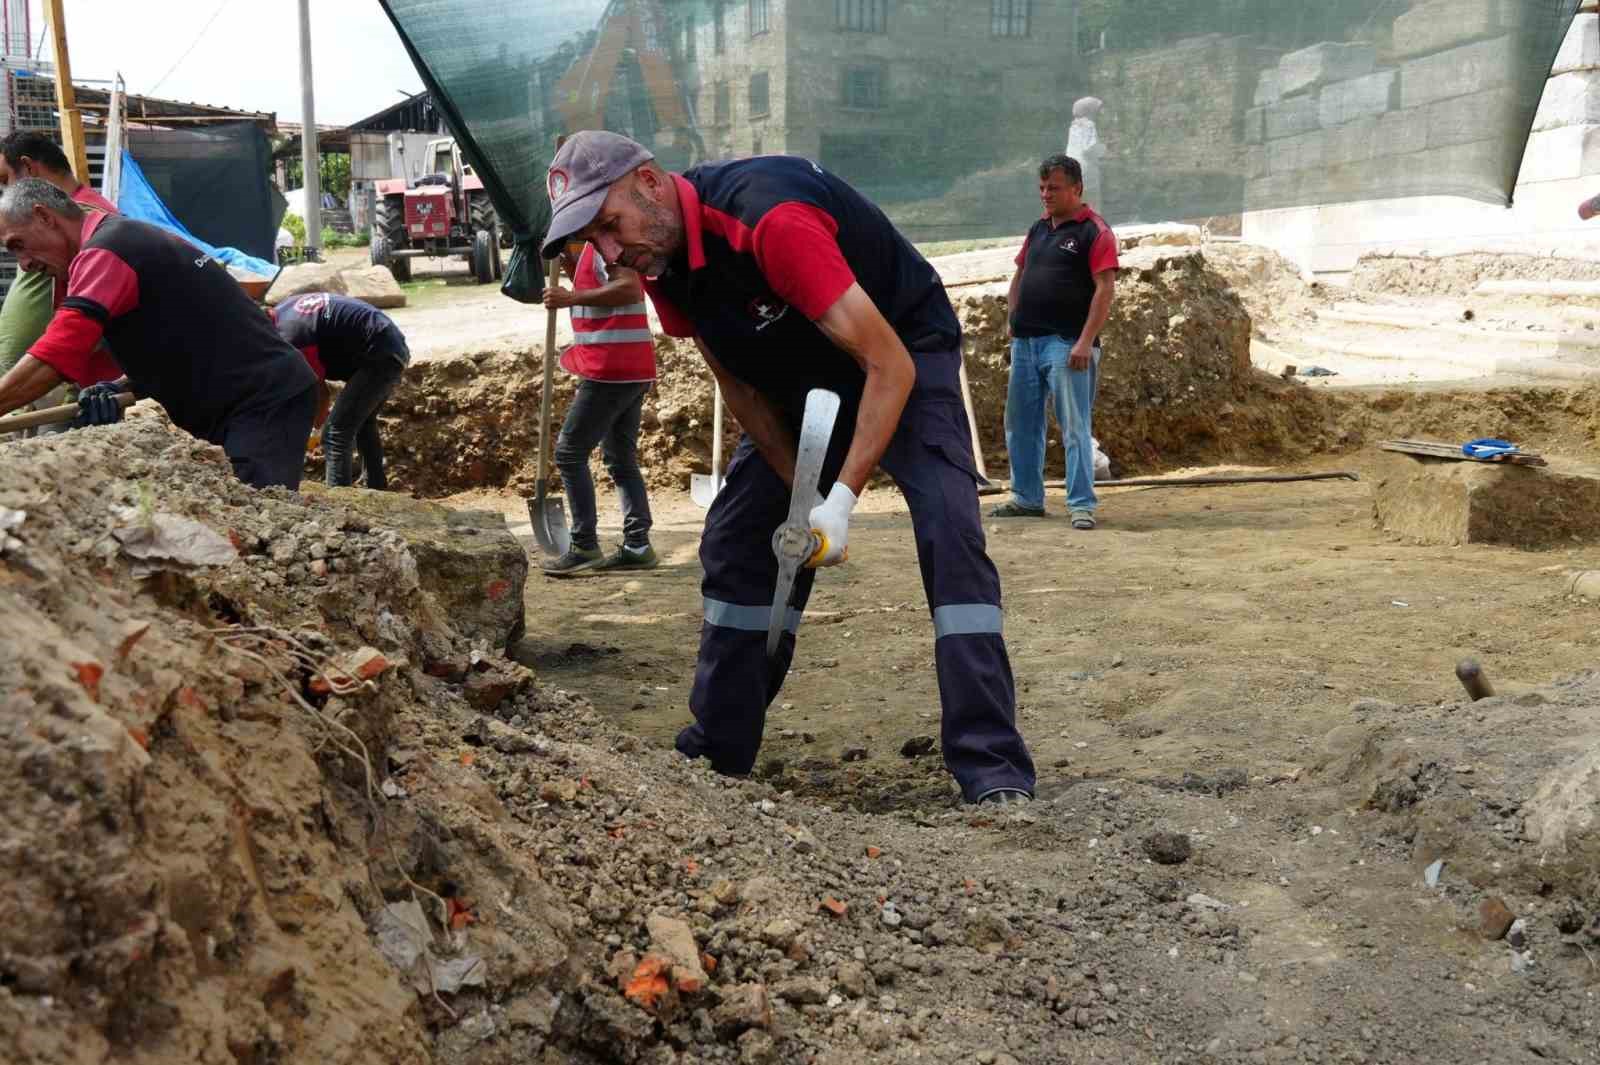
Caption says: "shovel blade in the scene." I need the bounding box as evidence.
[690,473,725,508]
[528,488,570,556]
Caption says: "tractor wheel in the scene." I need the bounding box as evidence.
[472,230,495,285]
[372,198,411,282]
[468,192,498,244]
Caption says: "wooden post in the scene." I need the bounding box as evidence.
[42,0,90,184]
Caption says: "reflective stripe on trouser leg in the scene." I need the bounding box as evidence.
[679,435,841,776]
[882,356,1037,802]
[704,598,802,635]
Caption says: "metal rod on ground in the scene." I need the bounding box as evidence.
[296,0,322,259]
[1455,658,1495,702]
[1084,471,1358,488]
[0,393,135,433]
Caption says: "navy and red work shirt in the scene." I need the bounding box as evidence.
[272,292,408,382]
[29,212,316,443]
[1010,206,1118,341]
[642,156,959,425]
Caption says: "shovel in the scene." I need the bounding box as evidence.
[690,382,725,507]
[0,392,135,434]
[529,255,571,556]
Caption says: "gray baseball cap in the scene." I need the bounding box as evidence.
[541,131,656,258]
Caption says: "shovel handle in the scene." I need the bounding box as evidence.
[0,392,135,432]
[537,256,561,484]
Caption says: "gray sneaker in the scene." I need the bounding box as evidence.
[594,543,659,571]
[989,501,1045,518]
[541,545,603,577]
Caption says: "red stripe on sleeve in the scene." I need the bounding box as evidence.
[1088,221,1119,275]
[27,307,112,386]
[642,279,696,338]
[66,247,139,320]
[750,203,857,321]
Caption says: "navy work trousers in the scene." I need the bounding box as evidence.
[676,351,1036,802]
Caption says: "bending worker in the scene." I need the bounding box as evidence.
[0,130,118,432]
[0,178,317,488]
[273,292,409,489]
[540,131,1037,805]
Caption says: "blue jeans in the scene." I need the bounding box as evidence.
[555,379,654,550]
[1004,334,1099,513]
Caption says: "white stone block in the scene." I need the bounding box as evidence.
[1552,13,1600,76]
[1254,69,1283,107]
[1264,94,1321,140]
[1517,124,1600,183]
[1318,69,1396,127]
[1532,70,1600,132]
[1400,36,1515,110]
[1392,0,1511,59]
[1277,42,1378,97]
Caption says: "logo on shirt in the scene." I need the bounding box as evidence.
[748,297,789,330]
[194,254,214,269]
[1059,239,1079,253]
[293,293,332,318]
[549,167,571,202]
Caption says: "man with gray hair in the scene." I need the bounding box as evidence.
[0,178,317,488]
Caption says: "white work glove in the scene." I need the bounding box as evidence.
[806,483,857,568]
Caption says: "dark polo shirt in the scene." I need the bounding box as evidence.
[1011,206,1118,340]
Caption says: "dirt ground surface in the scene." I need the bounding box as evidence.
[8,237,1600,1065]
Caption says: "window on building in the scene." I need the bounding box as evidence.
[991,0,1029,38]
[715,82,731,124]
[749,0,770,37]
[843,66,885,109]
[749,72,770,117]
[837,0,887,33]
[714,2,726,53]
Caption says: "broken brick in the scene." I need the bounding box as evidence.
[819,896,848,918]
[71,661,104,703]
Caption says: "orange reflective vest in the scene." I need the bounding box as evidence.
[560,243,656,383]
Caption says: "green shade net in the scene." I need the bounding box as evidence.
[379,0,1581,253]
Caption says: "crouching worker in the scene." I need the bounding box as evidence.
[0,178,317,488]
[272,292,409,488]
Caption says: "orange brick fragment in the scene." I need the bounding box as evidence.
[865,846,882,859]
[624,955,673,1009]
[964,878,977,895]
[460,751,476,767]
[127,726,150,750]
[447,897,476,930]
[71,661,104,703]
[700,952,718,973]
[116,624,150,662]
[683,859,700,876]
[820,896,848,918]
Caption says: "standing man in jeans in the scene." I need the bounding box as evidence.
[991,153,1117,529]
[540,240,658,576]
[272,292,409,488]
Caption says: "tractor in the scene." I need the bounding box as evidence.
[369,137,503,285]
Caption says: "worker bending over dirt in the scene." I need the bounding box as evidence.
[541,131,1036,805]
[273,292,409,489]
[0,178,317,489]
[992,153,1117,528]
[539,240,659,576]
[0,131,118,435]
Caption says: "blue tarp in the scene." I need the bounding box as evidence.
[115,150,278,279]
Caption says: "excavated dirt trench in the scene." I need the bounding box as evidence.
[351,248,1600,503]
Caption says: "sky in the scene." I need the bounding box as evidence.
[31,0,426,126]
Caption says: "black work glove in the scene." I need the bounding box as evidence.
[72,381,125,429]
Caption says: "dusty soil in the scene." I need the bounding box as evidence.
[1350,252,1600,299]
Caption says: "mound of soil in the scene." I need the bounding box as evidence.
[367,247,1343,497]
[1352,252,1600,298]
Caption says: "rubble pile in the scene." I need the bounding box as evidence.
[0,410,1251,1064]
